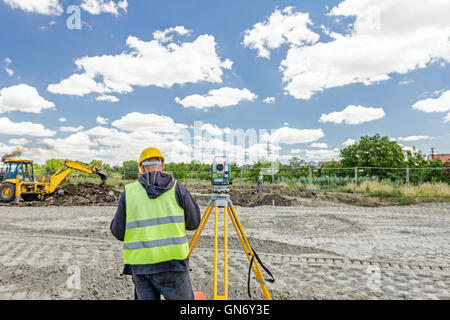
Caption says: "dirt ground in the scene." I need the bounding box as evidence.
[3,181,442,208]
[0,189,448,300]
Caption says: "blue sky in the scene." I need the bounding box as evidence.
[0,0,449,165]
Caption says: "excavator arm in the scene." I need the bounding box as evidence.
[48,160,107,193]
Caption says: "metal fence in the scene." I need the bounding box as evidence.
[271,166,449,192]
[114,166,449,192]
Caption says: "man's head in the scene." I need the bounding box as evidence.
[259,170,263,175]
[138,147,165,174]
[140,157,164,174]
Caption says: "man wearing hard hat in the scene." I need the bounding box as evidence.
[110,147,201,300]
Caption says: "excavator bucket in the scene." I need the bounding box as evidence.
[97,169,108,184]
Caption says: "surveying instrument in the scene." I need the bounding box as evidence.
[188,156,273,300]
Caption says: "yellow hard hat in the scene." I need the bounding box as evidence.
[138,147,165,172]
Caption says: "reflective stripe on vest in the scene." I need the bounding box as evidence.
[123,180,189,265]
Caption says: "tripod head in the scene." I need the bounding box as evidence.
[213,185,230,194]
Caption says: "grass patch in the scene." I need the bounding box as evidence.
[400,182,450,198]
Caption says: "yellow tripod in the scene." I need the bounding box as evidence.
[188,193,272,300]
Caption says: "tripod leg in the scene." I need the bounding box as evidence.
[189,205,213,257]
[212,205,229,300]
[224,205,228,299]
[227,206,272,300]
[213,206,219,299]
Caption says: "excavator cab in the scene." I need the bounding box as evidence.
[0,160,35,203]
[0,160,34,183]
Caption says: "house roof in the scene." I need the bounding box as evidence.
[429,154,450,163]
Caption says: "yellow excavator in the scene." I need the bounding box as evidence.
[0,159,107,203]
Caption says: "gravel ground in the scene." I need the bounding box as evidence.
[0,199,448,300]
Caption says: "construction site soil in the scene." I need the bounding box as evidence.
[0,182,448,300]
[2,182,443,208]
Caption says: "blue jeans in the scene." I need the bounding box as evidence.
[132,271,194,300]
[257,182,264,193]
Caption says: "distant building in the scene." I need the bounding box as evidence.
[427,153,450,165]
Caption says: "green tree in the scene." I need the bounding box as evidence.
[340,134,406,180]
[341,134,405,168]
[405,149,428,168]
[42,159,66,175]
[122,160,139,179]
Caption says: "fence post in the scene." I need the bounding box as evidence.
[240,167,243,186]
[309,167,312,188]
[354,167,358,192]
[406,168,410,187]
[272,167,275,184]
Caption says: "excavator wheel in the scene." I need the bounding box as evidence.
[0,183,16,203]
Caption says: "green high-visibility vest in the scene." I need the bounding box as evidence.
[123,180,189,265]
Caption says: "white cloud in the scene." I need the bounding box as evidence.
[112,112,188,133]
[58,117,67,122]
[48,32,233,97]
[40,19,56,31]
[397,143,416,153]
[289,147,340,160]
[242,6,319,58]
[399,79,414,85]
[96,116,109,125]
[3,57,14,76]
[277,1,450,99]
[303,149,340,160]
[444,112,450,123]
[38,131,104,161]
[153,26,191,43]
[412,90,450,113]
[59,126,85,132]
[263,96,276,104]
[263,127,324,144]
[319,105,385,125]
[342,138,356,147]
[3,0,63,15]
[96,95,119,102]
[48,73,111,96]
[80,0,128,16]
[0,84,55,114]
[0,117,56,136]
[175,87,257,110]
[310,142,328,148]
[397,135,433,142]
[82,125,192,165]
[8,138,31,145]
[1,112,287,166]
[200,123,231,136]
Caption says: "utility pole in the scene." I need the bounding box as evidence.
[245,149,248,166]
[429,147,436,160]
